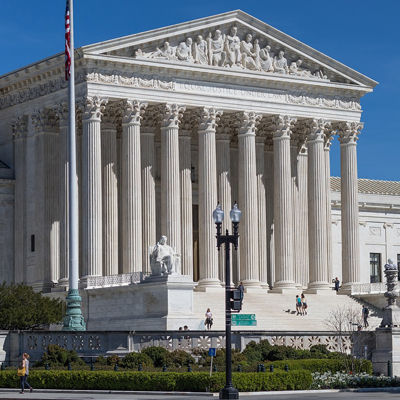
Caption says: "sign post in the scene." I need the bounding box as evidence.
[208,347,216,377]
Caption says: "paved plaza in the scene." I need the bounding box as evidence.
[0,389,400,400]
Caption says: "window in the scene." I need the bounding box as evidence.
[398,255,400,280]
[31,235,35,252]
[370,253,381,283]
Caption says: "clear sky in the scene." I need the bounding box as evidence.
[1,0,399,181]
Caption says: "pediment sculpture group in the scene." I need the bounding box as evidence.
[135,25,327,79]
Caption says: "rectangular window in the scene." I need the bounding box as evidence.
[370,253,381,283]
[31,235,35,253]
[398,254,400,280]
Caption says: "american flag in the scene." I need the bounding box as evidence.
[65,0,71,81]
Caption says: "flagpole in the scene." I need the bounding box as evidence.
[63,0,85,331]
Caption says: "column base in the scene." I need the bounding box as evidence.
[269,280,298,293]
[194,279,223,292]
[242,279,262,290]
[304,282,332,294]
[338,282,357,295]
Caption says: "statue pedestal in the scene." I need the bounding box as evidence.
[84,274,200,331]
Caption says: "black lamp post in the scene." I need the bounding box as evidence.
[213,202,241,400]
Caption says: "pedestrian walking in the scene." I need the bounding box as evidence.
[205,308,213,330]
[295,295,302,315]
[18,353,33,394]
[362,305,369,327]
[301,293,307,315]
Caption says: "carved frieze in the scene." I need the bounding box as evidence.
[134,24,328,81]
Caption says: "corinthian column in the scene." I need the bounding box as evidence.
[80,96,108,280]
[179,116,193,278]
[306,119,330,292]
[264,136,275,289]
[216,116,233,284]
[271,115,297,292]
[237,111,261,288]
[54,103,69,287]
[297,142,309,288]
[324,131,334,286]
[141,108,157,274]
[160,104,185,256]
[120,100,147,273]
[196,107,222,289]
[337,121,363,291]
[31,109,60,291]
[12,116,28,284]
[101,105,119,276]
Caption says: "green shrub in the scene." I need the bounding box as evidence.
[166,349,195,367]
[34,344,86,367]
[242,340,272,363]
[120,352,153,369]
[106,355,121,366]
[95,356,107,366]
[141,346,170,367]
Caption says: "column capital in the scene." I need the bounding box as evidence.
[216,114,235,141]
[54,102,69,127]
[336,121,363,145]
[141,106,159,134]
[102,103,119,130]
[118,99,148,126]
[12,116,28,139]
[299,118,331,143]
[78,95,108,122]
[269,115,297,140]
[324,127,335,151]
[196,107,223,131]
[236,111,262,136]
[159,103,186,129]
[31,108,59,133]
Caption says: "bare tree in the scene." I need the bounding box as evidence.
[324,306,375,373]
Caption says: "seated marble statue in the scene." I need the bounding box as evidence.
[150,236,181,276]
[385,259,397,270]
[273,51,289,74]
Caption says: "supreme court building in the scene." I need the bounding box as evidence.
[0,10,398,300]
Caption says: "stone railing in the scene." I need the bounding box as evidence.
[86,273,148,289]
[1,330,357,366]
[351,282,399,295]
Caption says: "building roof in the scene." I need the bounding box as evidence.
[331,177,400,196]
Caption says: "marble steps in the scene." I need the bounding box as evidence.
[192,291,383,332]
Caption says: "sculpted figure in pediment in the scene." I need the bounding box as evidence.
[150,41,176,60]
[225,26,241,67]
[240,34,258,71]
[176,38,194,62]
[193,35,209,65]
[207,30,226,67]
[289,59,312,77]
[260,45,274,72]
[274,50,289,74]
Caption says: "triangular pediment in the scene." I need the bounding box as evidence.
[82,10,377,88]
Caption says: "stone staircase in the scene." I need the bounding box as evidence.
[193,289,383,332]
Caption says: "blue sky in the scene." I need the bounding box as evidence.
[1,0,399,181]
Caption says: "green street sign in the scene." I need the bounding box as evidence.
[232,314,256,321]
[232,320,257,326]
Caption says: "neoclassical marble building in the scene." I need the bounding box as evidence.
[1,10,395,296]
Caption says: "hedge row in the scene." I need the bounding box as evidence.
[0,370,312,392]
[264,359,373,374]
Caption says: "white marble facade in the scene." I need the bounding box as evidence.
[1,10,397,294]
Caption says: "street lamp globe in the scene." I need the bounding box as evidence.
[213,202,224,224]
[229,202,241,223]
